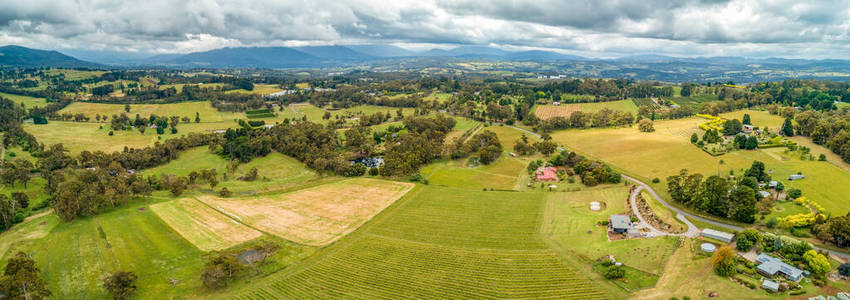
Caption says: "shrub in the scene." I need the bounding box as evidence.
[103,271,138,300]
[712,246,737,276]
[368,167,379,176]
[409,173,423,182]
[600,260,614,267]
[108,131,114,136]
[787,188,802,199]
[765,217,778,228]
[652,178,660,183]
[219,187,232,197]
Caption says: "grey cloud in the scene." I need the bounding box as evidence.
[0,0,849,58]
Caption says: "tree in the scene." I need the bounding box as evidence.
[722,119,743,135]
[603,266,625,279]
[736,229,761,252]
[638,119,655,132]
[195,112,200,123]
[744,136,758,150]
[839,263,850,276]
[787,188,802,199]
[201,251,244,289]
[744,161,769,182]
[477,145,501,165]
[712,246,737,276]
[124,104,130,113]
[0,252,51,300]
[803,250,830,275]
[219,187,233,197]
[742,113,751,125]
[533,140,558,156]
[138,126,146,135]
[10,192,27,209]
[103,271,137,300]
[690,133,698,144]
[781,117,794,136]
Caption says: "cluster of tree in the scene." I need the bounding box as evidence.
[536,109,635,132]
[379,115,456,176]
[638,119,654,132]
[0,252,51,299]
[201,241,280,289]
[812,212,850,248]
[792,110,850,163]
[52,164,154,221]
[545,150,621,186]
[667,168,757,223]
[448,130,503,164]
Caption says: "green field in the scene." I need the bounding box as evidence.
[580,99,639,114]
[22,205,206,299]
[23,120,239,153]
[59,101,240,122]
[144,148,317,194]
[0,92,46,108]
[226,185,615,299]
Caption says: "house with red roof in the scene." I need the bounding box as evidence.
[536,166,558,181]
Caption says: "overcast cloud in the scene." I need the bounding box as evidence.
[1,0,850,58]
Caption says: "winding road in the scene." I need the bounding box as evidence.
[505,124,850,261]
[628,185,699,238]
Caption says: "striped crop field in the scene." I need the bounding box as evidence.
[224,186,609,299]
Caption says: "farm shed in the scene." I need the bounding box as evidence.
[789,174,805,180]
[609,215,631,234]
[700,228,734,243]
[755,253,803,282]
[759,191,772,198]
[761,279,779,292]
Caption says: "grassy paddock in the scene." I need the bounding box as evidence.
[226,186,611,299]
[198,178,414,246]
[0,92,46,108]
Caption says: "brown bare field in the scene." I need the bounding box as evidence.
[150,198,262,251]
[197,178,415,246]
[534,104,580,119]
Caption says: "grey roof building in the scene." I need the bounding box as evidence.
[762,279,779,292]
[789,174,805,180]
[756,253,804,282]
[701,228,734,243]
[609,215,631,234]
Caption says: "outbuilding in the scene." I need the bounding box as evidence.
[609,215,632,234]
[789,174,805,181]
[700,228,734,243]
[762,279,779,292]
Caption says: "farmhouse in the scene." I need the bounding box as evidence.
[609,215,631,234]
[700,228,734,243]
[743,124,754,133]
[755,253,804,282]
[536,167,558,181]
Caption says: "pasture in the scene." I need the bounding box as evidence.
[550,109,850,217]
[23,120,239,154]
[58,101,239,122]
[150,198,263,251]
[534,99,638,119]
[227,186,614,299]
[25,205,205,299]
[197,178,414,246]
[145,149,317,194]
[420,156,525,190]
[0,92,46,108]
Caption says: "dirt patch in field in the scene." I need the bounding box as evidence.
[534,104,581,119]
[197,178,414,246]
[151,198,262,251]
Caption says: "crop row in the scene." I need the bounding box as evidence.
[230,235,606,299]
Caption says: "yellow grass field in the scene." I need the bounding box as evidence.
[535,104,581,119]
[150,198,262,251]
[197,178,414,246]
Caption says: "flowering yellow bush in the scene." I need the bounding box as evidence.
[781,197,826,227]
[697,114,725,131]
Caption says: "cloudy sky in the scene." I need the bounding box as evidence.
[1,0,849,58]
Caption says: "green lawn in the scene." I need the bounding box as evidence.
[59,101,240,123]
[542,185,679,276]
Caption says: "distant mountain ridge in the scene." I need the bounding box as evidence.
[0,45,100,68]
